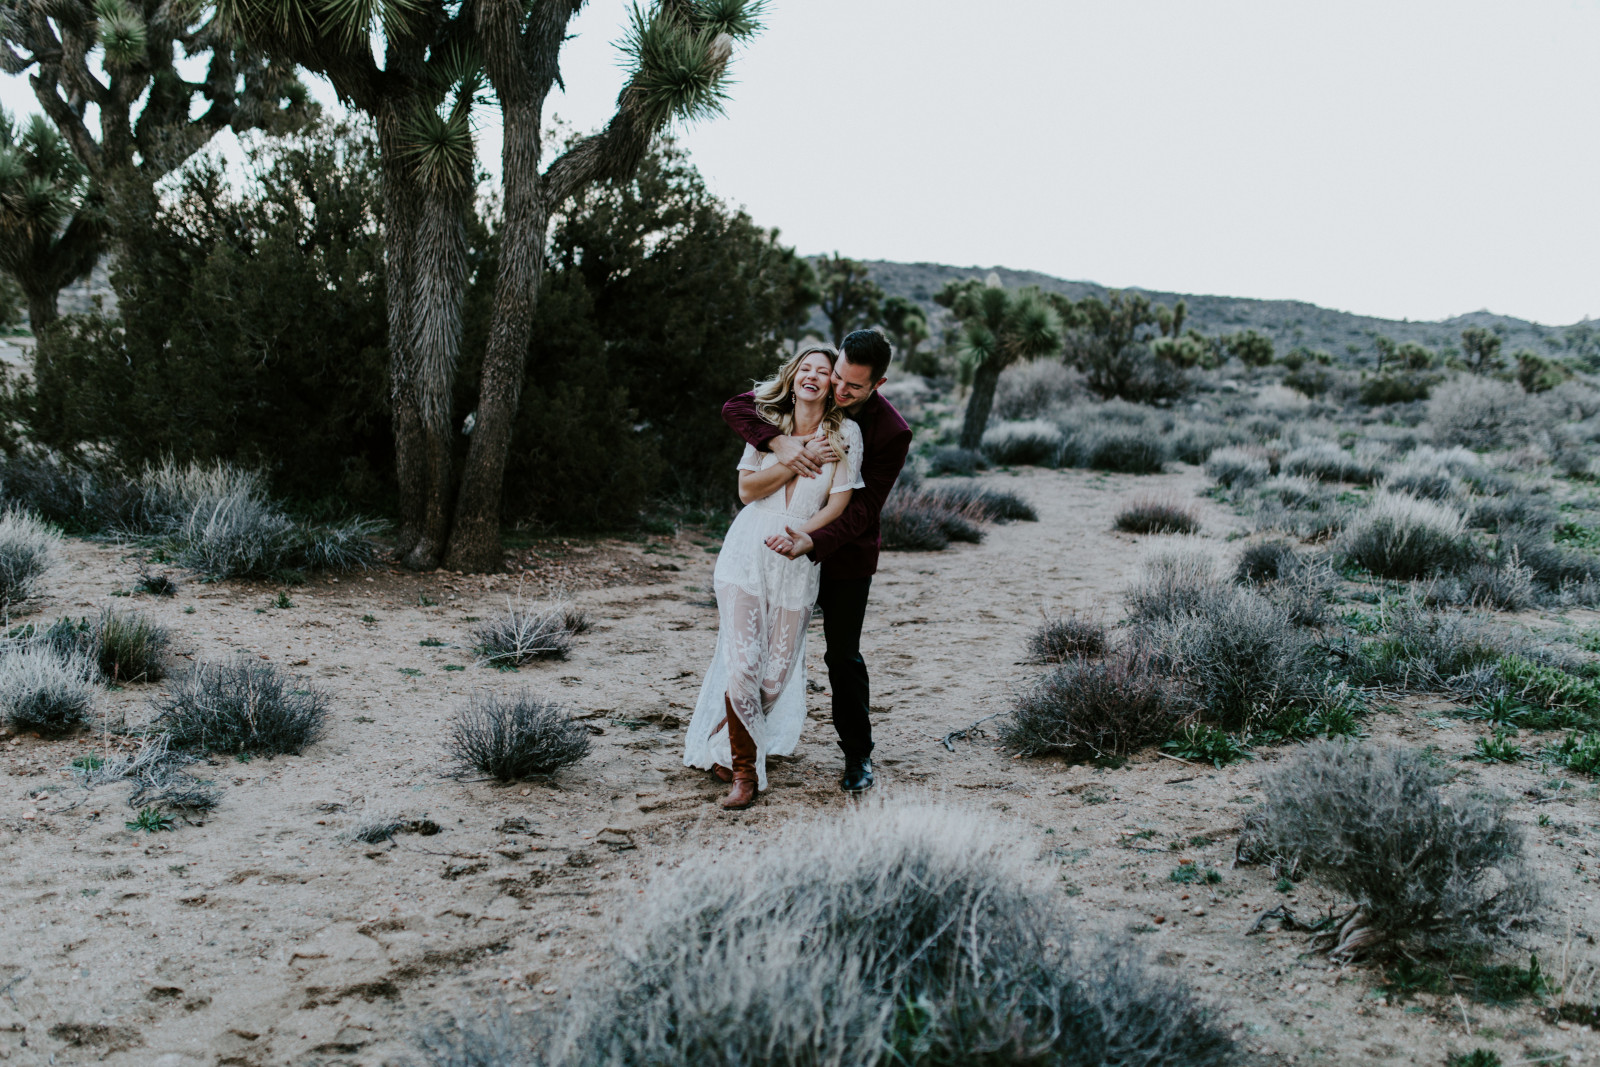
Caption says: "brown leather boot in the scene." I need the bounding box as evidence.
[710,764,733,783]
[721,704,758,810]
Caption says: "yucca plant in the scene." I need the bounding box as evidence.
[0,112,104,332]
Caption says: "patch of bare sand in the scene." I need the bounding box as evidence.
[0,465,1595,1065]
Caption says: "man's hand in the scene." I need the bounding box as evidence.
[764,526,814,561]
[770,433,823,478]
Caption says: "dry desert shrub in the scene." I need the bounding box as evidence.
[136,459,381,579]
[1421,548,1538,613]
[980,419,1062,467]
[1280,440,1385,484]
[473,598,589,665]
[82,732,220,814]
[1114,496,1200,535]
[992,359,1080,420]
[1240,741,1541,960]
[879,487,983,552]
[1123,549,1227,624]
[1339,490,1474,579]
[0,508,59,607]
[1003,648,1187,760]
[925,483,1037,523]
[1233,540,1300,584]
[154,660,328,755]
[1381,445,1481,501]
[1169,420,1237,465]
[1203,445,1270,489]
[1082,428,1168,474]
[0,645,96,735]
[1141,586,1327,731]
[445,691,590,780]
[533,799,1234,1067]
[1428,376,1541,451]
[924,446,986,477]
[1027,612,1107,662]
[1348,601,1519,691]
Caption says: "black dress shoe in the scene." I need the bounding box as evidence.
[841,756,874,793]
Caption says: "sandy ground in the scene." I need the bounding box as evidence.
[2,464,1599,1066]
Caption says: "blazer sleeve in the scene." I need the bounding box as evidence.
[722,392,781,451]
[808,423,913,563]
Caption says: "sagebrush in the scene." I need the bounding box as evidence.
[1240,741,1541,960]
[532,800,1235,1066]
[446,691,591,779]
[154,660,328,755]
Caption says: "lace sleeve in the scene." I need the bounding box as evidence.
[737,443,764,472]
[830,420,866,494]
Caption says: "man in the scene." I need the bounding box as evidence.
[721,329,912,793]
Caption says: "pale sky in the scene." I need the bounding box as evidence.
[7,1,1598,325]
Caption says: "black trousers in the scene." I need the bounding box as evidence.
[816,576,873,760]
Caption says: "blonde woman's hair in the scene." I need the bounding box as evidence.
[753,344,850,465]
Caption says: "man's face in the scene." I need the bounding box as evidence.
[832,358,885,410]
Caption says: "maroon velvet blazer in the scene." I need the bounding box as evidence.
[721,390,913,581]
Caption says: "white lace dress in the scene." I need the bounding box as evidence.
[683,418,865,790]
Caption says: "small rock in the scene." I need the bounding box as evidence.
[1192,907,1206,916]
[1153,915,1166,924]
[1559,1021,1573,1031]
[1293,983,1309,994]
[22,811,35,820]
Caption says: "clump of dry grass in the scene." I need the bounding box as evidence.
[1027,612,1107,662]
[0,645,96,735]
[445,691,590,780]
[1203,445,1270,489]
[1114,495,1200,535]
[1339,490,1475,579]
[980,419,1063,467]
[1240,741,1542,961]
[1124,549,1228,624]
[1003,647,1187,760]
[93,608,170,683]
[1281,440,1386,484]
[536,799,1235,1066]
[472,598,589,665]
[0,508,59,607]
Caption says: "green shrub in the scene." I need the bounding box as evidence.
[1164,723,1249,767]
[1359,374,1433,406]
[1496,655,1600,722]
[1549,731,1600,774]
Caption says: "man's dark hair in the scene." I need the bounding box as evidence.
[840,328,893,381]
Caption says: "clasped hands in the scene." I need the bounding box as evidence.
[762,431,831,561]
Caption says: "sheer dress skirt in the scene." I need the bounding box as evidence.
[682,503,820,791]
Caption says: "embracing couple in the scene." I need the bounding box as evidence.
[681,330,913,810]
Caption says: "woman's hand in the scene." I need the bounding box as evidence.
[764,533,795,555]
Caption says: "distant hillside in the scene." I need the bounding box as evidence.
[844,260,1587,363]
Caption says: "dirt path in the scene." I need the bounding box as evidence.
[0,465,1595,1065]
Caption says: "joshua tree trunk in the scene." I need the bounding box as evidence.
[445,96,548,572]
[24,289,58,335]
[960,357,1006,450]
[376,105,471,570]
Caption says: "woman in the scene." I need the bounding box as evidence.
[683,345,864,809]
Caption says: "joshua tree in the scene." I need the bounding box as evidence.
[0,0,308,321]
[0,113,104,331]
[940,277,1062,449]
[773,242,822,347]
[1460,326,1505,375]
[882,294,929,367]
[444,0,765,571]
[816,253,883,346]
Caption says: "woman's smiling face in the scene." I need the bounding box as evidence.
[794,351,833,402]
